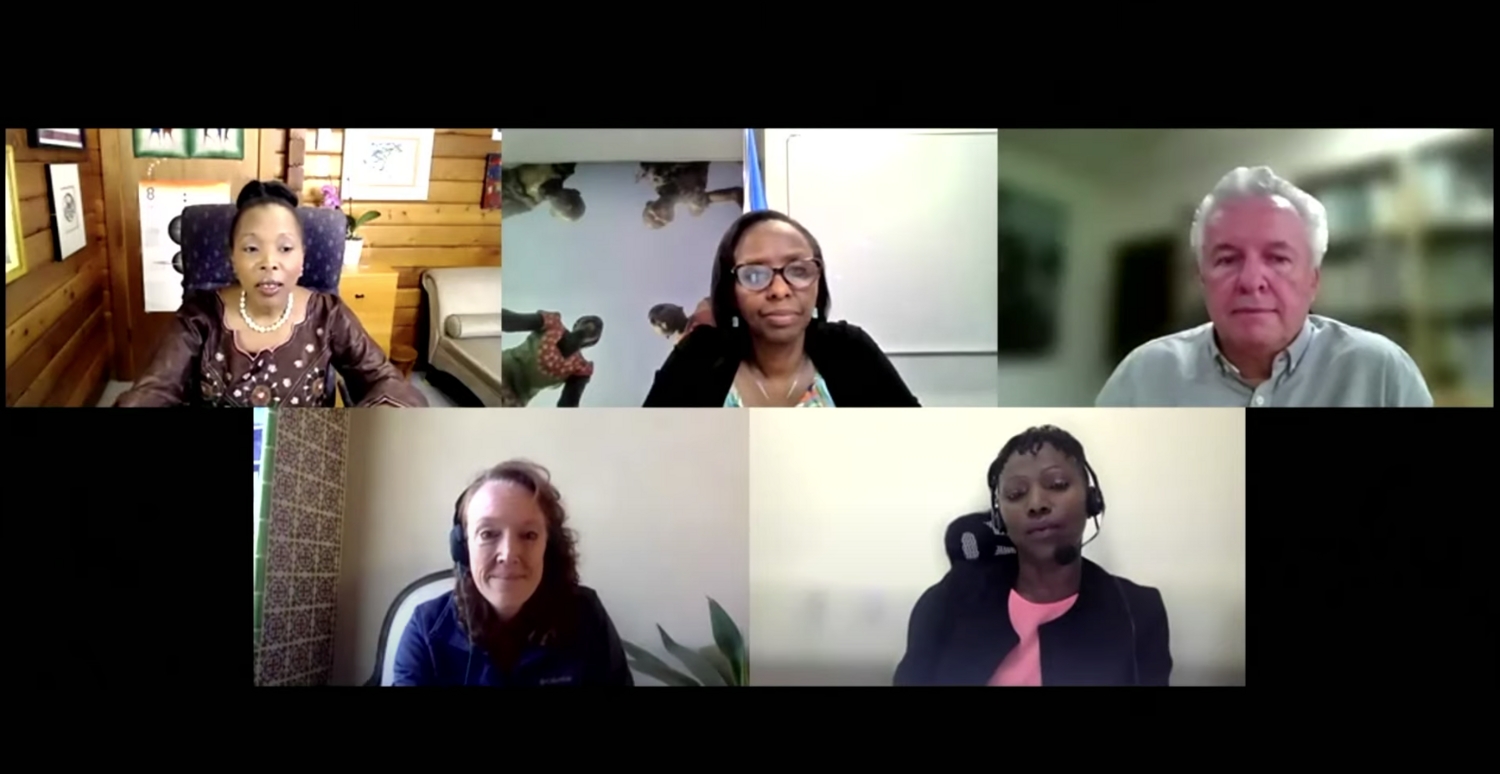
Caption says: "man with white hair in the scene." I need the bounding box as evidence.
[1097,166,1432,407]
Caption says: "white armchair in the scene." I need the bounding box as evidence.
[422,267,504,406]
[364,569,455,686]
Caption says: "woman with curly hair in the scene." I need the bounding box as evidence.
[392,460,632,686]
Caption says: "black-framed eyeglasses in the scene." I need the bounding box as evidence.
[732,259,822,292]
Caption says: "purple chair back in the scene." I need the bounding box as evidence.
[179,204,348,293]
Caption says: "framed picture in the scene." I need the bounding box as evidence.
[133,128,190,158]
[492,129,502,141]
[341,129,435,201]
[28,129,85,150]
[47,163,87,261]
[5,146,28,285]
[188,128,245,160]
[482,153,502,210]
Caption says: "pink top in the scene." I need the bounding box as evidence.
[989,589,1077,686]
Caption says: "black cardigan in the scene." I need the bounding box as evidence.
[642,320,920,407]
[894,555,1173,686]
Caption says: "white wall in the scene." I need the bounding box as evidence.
[505,129,742,164]
[764,129,1001,407]
[748,408,1245,685]
[332,409,750,686]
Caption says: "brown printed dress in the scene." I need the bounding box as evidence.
[115,290,427,408]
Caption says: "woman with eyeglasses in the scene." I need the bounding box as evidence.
[643,210,919,407]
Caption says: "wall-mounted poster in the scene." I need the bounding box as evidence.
[340,128,435,201]
[133,128,190,158]
[29,129,85,150]
[188,128,244,160]
[47,163,87,260]
[482,153,501,210]
[492,129,502,141]
[139,180,232,312]
[5,146,28,285]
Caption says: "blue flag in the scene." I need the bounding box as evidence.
[744,129,768,212]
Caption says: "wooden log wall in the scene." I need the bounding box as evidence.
[277,129,501,357]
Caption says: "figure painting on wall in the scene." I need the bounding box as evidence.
[637,162,744,229]
[996,182,1066,355]
[648,298,714,347]
[502,160,746,406]
[500,310,603,407]
[502,164,585,221]
[188,128,245,160]
[134,128,190,158]
[482,153,502,210]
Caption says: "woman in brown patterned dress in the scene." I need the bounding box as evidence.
[115,181,427,408]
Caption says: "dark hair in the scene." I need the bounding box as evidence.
[231,179,303,246]
[551,188,586,220]
[648,303,689,333]
[986,425,1094,494]
[709,210,831,348]
[452,460,581,646]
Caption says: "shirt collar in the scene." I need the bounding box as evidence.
[1207,316,1315,377]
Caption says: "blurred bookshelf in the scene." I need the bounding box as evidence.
[1169,130,1493,407]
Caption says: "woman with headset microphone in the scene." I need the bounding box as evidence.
[894,425,1173,686]
[392,460,634,686]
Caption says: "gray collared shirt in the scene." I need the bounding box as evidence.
[1096,314,1434,407]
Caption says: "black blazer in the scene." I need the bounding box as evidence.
[894,555,1172,686]
[642,320,920,407]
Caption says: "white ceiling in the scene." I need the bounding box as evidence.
[502,129,743,164]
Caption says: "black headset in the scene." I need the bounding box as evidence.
[984,449,1141,686]
[449,492,470,568]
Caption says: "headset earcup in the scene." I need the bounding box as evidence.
[449,523,468,566]
[1085,487,1104,517]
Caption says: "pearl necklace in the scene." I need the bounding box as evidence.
[239,289,294,333]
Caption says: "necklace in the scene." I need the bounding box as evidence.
[239,289,294,333]
[751,359,808,402]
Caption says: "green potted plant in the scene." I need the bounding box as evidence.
[622,597,747,686]
[321,184,380,267]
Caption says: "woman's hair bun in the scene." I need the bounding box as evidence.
[236,179,299,210]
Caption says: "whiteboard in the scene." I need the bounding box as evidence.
[784,131,998,354]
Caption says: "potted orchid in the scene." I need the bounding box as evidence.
[321,185,380,267]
